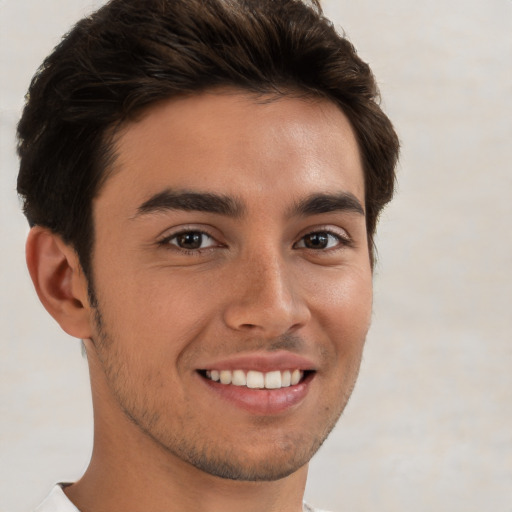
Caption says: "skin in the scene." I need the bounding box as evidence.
[27,91,373,512]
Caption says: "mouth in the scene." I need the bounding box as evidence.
[198,368,312,389]
[197,368,315,414]
[195,351,317,414]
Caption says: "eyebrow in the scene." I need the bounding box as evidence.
[291,192,365,217]
[134,189,364,220]
[135,189,245,218]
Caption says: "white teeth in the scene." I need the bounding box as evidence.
[265,370,282,389]
[205,369,304,389]
[232,370,247,386]
[220,370,232,385]
[247,370,265,389]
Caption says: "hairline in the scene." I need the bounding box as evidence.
[99,85,349,190]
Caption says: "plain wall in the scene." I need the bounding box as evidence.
[1,1,511,511]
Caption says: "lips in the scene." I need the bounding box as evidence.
[196,351,316,414]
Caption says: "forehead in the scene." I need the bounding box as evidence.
[97,90,364,212]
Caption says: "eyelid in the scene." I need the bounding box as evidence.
[156,225,223,249]
[157,223,216,239]
[294,225,354,250]
[171,231,216,248]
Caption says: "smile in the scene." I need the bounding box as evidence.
[197,360,315,414]
[203,369,305,389]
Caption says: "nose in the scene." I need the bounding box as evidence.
[222,251,311,337]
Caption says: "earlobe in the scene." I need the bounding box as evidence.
[26,227,93,339]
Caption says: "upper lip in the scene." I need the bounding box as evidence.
[197,351,317,372]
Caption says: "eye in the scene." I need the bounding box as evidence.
[165,231,217,251]
[295,231,348,250]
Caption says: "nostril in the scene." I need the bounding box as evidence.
[239,323,257,330]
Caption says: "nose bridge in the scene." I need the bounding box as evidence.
[223,244,310,336]
[249,249,288,304]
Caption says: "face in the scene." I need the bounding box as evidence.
[87,91,372,481]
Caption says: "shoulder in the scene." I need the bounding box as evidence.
[33,485,79,512]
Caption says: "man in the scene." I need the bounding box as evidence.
[17,0,399,510]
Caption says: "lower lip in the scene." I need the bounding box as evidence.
[199,373,314,415]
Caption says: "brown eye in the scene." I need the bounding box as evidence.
[303,232,330,249]
[176,232,202,249]
[168,231,216,250]
[295,231,347,250]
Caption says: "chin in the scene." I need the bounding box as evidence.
[185,448,311,482]
[162,423,334,482]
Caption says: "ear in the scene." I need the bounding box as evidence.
[26,226,93,339]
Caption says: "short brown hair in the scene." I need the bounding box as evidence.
[17,0,399,277]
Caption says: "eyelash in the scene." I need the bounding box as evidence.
[158,229,220,254]
[157,227,353,255]
[294,229,353,251]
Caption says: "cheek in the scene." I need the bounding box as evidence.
[308,267,373,350]
[93,267,221,359]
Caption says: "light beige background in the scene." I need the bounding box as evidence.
[1,1,511,511]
